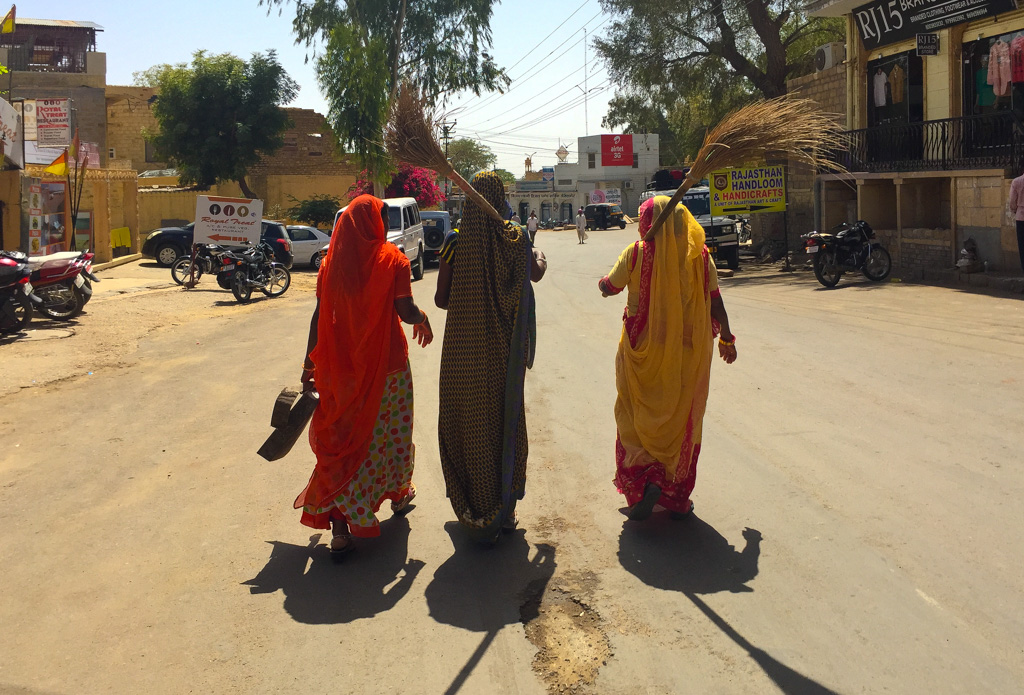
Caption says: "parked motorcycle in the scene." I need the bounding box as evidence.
[0,251,44,334]
[216,242,290,303]
[26,250,99,320]
[803,221,892,288]
[171,244,238,286]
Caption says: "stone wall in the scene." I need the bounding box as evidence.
[955,175,1018,271]
[106,86,166,172]
[13,72,107,169]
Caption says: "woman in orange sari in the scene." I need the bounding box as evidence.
[598,195,738,520]
[297,194,433,556]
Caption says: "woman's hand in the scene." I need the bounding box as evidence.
[718,336,737,364]
[301,366,316,393]
[412,315,433,347]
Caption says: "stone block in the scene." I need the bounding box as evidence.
[985,207,1003,228]
[980,187,1002,209]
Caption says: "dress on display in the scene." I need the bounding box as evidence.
[988,40,1012,96]
[1010,35,1024,83]
[873,70,889,108]
[889,63,905,103]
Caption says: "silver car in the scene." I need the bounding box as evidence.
[286,225,332,269]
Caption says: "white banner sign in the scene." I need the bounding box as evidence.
[589,187,622,205]
[0,98,23,169]
[36,98,70,148]
[16,100,37,141]
[194,196,263,246]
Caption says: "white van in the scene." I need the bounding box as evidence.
[331,197,426,280]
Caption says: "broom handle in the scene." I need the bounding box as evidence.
[642,176,699,242]
[444,166,507,225]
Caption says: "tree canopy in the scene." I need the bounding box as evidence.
[287,193,342,228]
[349,163,446,208]
[447,137,497,181]
[597,0,842,161]
[137,50,298,198]
[262,0,508,179]
[493,168,516,186]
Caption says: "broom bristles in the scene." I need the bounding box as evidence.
[385,85,505,224]
[644,97,846,241]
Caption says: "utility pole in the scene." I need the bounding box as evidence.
[440,118,456,210]
[583,28,588,137]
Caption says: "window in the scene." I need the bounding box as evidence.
[402,207,413,230]
[588,153,596,169]
[387,207,402,231]
[963,33,1024,119]
[866,52,922,128]
[108,147,116,160]
[558,178,573,185]
[632,153,639,168]
[288,228,316,242]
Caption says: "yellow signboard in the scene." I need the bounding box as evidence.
[710,165,786,215]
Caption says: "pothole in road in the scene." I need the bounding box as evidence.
[521,579,611,694]
[16,327,75,341]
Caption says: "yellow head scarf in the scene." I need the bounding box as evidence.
[614,195,713,477]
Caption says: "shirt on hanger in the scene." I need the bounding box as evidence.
[873,71,889,107]
[889,63,905,103]
[1011,35,1024,83]
[988,40,1011,96]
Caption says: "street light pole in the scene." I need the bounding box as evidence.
[583,27,588,136]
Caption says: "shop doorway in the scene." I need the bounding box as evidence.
[519,202,529,221]
[540,202,551,222]
[560,202,573,222]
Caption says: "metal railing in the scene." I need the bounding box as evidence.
[825,112,1024,173]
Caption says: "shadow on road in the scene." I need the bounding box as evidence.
[424,522,556,695]
[242,516,424,625]
[619,515,839,695]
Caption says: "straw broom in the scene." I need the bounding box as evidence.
[384,86,506,225]
[644,97,846,242]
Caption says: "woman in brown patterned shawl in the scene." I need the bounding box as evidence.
[434,171,547,543]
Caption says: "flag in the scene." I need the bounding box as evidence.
[44,149,67,176]
[1,6,15,34]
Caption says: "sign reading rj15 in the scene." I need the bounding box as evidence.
[854,0,1017,50]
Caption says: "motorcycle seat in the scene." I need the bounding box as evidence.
[26,251,81,268]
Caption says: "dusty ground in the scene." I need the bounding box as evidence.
[1,230,1022,694]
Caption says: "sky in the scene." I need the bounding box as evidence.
[50,0,615,176]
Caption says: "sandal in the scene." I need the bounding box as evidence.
[391,484,417,516]
[628,483,662,521]
[670,501,695,520]
[501,510,519,533]
[329,533,353,562]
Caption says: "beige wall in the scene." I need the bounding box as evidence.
[106,86,167,172]
[0,170,22,251]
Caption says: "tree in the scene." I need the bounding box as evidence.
[137,50,298,198]
[262,0,508,183]
[493,168,516,187]
[348,163,446,208]
[596,0,842,159]
[447,138,496,181]
[287,193,342,228]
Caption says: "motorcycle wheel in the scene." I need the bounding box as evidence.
[0,293,32,334]
[259,266,291,297]
[231,270,252,303]
[37,284,84,320]
[171,256,202,286]
[862,246,892,281]
[813,251,843,288]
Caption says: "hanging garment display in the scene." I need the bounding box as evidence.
[873,68,889,107]
[988,39,1012,96]
[889,62,905,103]
[1010,34,1024,82]
[977,62,997,107]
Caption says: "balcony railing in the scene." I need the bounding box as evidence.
[825,112,1024,173]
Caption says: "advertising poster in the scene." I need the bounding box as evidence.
[36,98,70,148]
[600,134,634,166]
[588,188,622,205]
[74,211,93,252]
[709,165,787,215]
[0,97,23,169]
[27,183,43,255]
[17,99,37,141]
[193,196,263,246]
[38,182,68,254]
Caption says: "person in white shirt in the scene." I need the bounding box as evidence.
[526,211,539,241]
[575,207,588,244]
[511,212,521,224]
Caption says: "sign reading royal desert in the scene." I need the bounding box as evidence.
[193,196,263,246]
[36,98,70,148]
[854,0,1018,50]
[601,134,633,166]
[710,165,787,215]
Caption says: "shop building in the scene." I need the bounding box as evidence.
[807,0,1024,272]
[506,133,660,221]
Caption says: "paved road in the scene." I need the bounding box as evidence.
[1,229,1022,695]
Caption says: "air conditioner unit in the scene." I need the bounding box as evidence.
[815,42,846,72]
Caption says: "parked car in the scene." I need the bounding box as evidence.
[142,220,294,269]
[640,186,740,270]
[286,225,332,269]
[584,203,626,230]
[420,210,452,262]
[332,197,426,281]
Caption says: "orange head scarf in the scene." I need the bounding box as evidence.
[295,194,410,512]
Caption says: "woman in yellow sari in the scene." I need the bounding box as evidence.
[598,195,738,520]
